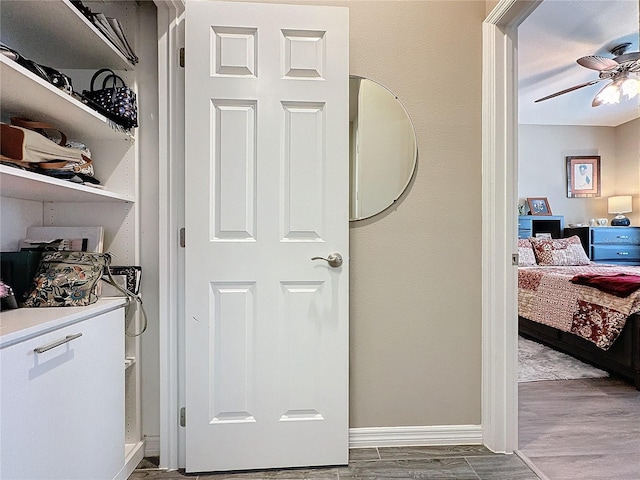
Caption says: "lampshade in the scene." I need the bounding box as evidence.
[608,195,633,214]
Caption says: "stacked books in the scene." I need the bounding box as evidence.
[71,1,138,65]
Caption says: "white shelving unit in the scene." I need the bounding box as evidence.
[0,165,134,203]
[0,57,133,141]
[0,1,146,478]
[0,0,133,70]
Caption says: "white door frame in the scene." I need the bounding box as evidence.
[155,0,185,471]
[155,0,543,468]
[481,0,541,453]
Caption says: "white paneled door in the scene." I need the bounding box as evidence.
[184,1,349,473]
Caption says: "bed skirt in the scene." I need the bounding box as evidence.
[519,314,640,390]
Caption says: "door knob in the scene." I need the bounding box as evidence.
[311,252,343,268]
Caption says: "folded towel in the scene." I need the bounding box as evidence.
[570,273,640,297]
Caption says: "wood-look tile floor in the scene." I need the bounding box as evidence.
[519,377,640,480]
[128,446,539,479]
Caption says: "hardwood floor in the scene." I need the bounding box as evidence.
[129,446,539,479]
[519,377,640,480]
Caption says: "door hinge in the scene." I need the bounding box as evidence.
[512,253,519,266]
[179,47,185,68]
[179,407,186,427]
[179,227,186,248]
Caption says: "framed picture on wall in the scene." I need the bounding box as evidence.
[527,197,552,216]
[566,155,601,198]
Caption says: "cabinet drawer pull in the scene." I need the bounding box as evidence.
[34,333,83,354]
[617,252,629,256]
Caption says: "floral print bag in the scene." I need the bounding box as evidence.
[22,251,110,307]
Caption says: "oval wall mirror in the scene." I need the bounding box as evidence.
[349,76,417,221]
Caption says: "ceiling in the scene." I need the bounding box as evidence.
[518,0,640,127]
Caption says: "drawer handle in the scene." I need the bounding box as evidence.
[617,236,629,240]
[34,333,83,354]
[617,252,629,256]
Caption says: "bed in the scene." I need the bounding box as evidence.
[517,236,640,389]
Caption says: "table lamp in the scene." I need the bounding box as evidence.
[608,195,632,226]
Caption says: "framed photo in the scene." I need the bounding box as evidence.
[527,197,552,216]
[566,155,600,198]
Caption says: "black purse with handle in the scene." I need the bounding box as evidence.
[82,68,138,129]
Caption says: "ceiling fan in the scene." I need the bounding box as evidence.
[535,43,640,106]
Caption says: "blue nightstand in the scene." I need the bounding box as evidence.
[563,226,640,265]
[518,215,565,239]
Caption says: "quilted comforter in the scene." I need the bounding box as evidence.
[518,264,640,350]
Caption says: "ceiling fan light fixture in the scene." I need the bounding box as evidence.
[594,81,621,106]
[621,76,639,99]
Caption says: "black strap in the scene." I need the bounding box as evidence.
[89,68,126,92]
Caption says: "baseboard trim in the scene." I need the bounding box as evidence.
[145,426,483,458]
[349,425,483,449]
[144,435,161,457]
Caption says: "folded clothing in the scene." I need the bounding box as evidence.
[571,273,640,297]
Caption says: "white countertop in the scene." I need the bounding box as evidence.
[0,298,127,349]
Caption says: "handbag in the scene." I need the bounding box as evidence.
[1,43,73,94]
[22,251,147,336]
[22,251,108,307]
[82,68,138,129]
[0,119,93,177]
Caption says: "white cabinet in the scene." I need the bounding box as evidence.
[0,0,149,477]
[0,301,125,479]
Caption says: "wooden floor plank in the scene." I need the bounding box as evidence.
[519,378,640,479]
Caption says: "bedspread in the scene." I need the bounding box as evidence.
[518,264,640,350]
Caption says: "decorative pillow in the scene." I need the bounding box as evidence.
[530,235,591,266]
[517,238,537,266]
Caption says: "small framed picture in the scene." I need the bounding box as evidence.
[566,155,600,198]
[527,197,552,216]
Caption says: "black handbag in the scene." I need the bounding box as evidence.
[1,43,73,94]
[82,68,138,129]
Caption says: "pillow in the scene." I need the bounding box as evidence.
[517,238,537,266]
[530,235,591,266]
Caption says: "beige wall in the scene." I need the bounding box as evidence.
[519,121,640,226]
[614,118,640,226]
[346,0,484,428]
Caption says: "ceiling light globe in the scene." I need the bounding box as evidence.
[621,77,639,99]
[596,83,621,105]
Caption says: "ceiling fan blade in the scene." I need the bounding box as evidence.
[534,79,603,103]
[576,55,619,71]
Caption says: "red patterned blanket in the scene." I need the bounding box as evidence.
[570,273,640,297]
[518,265,640,350]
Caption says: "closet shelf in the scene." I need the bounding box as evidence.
[0,58,134,143]
[0,0,133,70]
[0,166,134,203]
